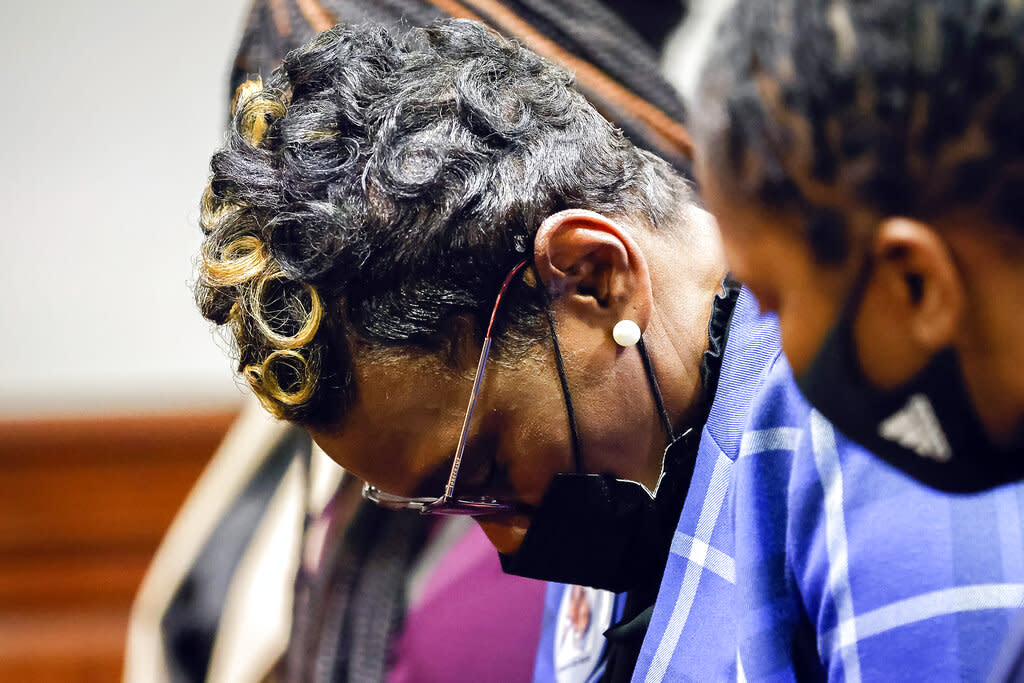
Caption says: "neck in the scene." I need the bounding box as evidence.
[633,215,728,483]
[947,225,1024,445]
[958,276,1024,446]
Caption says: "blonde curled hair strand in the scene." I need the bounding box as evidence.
[250,269,325,350]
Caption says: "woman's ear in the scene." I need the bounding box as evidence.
[872,217,965,353]
[533,209,653,330]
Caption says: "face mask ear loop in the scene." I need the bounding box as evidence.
[544,307,585,475]
[637,338,676,443]
[532,264,585,475]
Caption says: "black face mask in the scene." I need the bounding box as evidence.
[796,261,1024,493]
[499,430,698,593]
[499,299,712,593]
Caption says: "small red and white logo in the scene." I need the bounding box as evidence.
[554,585,615,683]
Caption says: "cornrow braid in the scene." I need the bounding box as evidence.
[230,0,693,176]
[698,0,1024,263]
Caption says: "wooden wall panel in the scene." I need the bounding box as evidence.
[0,408,239,682]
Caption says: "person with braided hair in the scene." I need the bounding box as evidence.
[196,18,1024,681]
[691,0,1024,492]
[229,0,693,172]
[682,1,1024,679]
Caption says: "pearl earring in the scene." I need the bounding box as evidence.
[612,319,642,347]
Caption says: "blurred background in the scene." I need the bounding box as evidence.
[0,1,722,680]
[0,1,251,679]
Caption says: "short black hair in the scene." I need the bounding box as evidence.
[697,0,1024,263]
[197,19,692,425]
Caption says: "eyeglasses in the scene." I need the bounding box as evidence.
[361,260,531,516]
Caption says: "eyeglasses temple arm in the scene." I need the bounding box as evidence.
[444,337,492,500]
[443,259,529,500]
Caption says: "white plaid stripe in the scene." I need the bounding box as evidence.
[737,650,748,683]
[670,532,736,584]
[643,451,733,683]
[739,427,802,459]
[810,411,862,683]
[820,583,1024,654]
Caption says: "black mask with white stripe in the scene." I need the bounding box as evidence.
[795,262,1024,493]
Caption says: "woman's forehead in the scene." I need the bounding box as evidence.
[319,352,470,493]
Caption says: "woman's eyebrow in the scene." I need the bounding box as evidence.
[409,433,493,498]
[408,458,452,499]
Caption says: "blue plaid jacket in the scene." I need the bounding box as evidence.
[629,289,1024,681]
